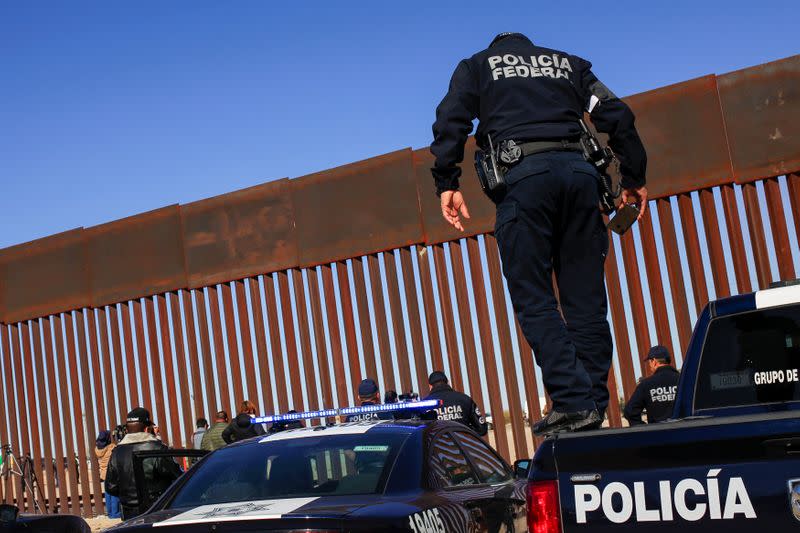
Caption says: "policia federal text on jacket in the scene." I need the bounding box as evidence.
[430,33,647,436]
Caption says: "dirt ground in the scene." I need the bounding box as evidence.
[85,516,122,532]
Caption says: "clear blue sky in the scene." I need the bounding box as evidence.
[1,1,797,249]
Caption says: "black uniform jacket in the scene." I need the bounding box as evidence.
[105,432,182,510]
[222,413,267,444]
[431,33,646,194]
[424,383,489,436]
[623,365,680,425]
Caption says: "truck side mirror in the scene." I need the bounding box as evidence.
[513,459,531,478]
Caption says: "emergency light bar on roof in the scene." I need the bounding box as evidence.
[252,399,443,425]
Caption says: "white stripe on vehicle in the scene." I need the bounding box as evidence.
[259,421,384,442]
[152,498,318,527]
[755,285,800,309]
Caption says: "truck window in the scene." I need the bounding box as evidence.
[695,305,800,411]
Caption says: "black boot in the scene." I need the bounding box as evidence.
[533,409,602,436]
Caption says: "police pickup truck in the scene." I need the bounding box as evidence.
[526,281,800,532]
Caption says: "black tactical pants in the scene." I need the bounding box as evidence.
[493,151,613,414]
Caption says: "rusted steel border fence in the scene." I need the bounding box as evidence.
[1,55,799,516]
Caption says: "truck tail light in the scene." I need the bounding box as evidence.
[527,480,561,533]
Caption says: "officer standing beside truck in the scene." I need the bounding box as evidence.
[424,371,488,436]
[430,32,648,435]
[623,345,680,425]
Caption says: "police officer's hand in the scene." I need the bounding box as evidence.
[440,190,471,232]
[619,186,648,220]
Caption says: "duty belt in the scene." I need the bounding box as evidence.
[517,140,582,156]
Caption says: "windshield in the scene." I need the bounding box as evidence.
[167,432,408,509]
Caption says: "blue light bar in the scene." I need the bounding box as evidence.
[252,399,442,425]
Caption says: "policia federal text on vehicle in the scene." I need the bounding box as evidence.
[430,32,647,436]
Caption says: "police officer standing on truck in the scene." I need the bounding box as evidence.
[430,32,647,435]
[424,371,488,436]
[623,345,680,425]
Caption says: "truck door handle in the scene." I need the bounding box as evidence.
[763,438,800,456]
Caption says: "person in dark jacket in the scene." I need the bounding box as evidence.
[623,345,680,425]
[105,408,182,520]
[346,379,393,422]
[94,430,120,519]
[431,32,647,436]
[222,400,266,444]
[423,371,488,436]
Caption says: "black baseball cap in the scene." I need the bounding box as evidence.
[428,371,448,385]
[358,378,379,397]
[126,407,152,425]
[644,345,671,363]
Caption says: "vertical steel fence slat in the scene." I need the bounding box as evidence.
[144,299,168,438]
[638,212,675,356]
[788,174,800,248]
[604,240,637,398]
[655,200,694,350]
[741,183,772,289]
[320,265,349,408]
[192,290,218,416]
[10,324,32,511]
[416,246,445,373]
[482,235,528,459]
[170,292,197,440]
[366,254,396,392]
[155,295,182,447]
[512,319,544,445]
[263,274,290,413]
[335,261,366,397]
[432,244,464,391]
[131,301,152,412]
[464,239,509,456]
[448,240,499,449]
[31,320,57,512]
[97,308,119,425]
[41,316,68,513]
[206,286,233,414]
[720,185,753,294]
[221,283,245,407]
[249,278,277,414]
[306,268,334,410]
[52,315,80,515]
[277,271,305,411]
[606,363,623,428]
[677,193,710,312]
[74,311,104,516]
[349,258,378,381]
[20,322,46,510]
[699,189,731,298]
[763,177,795,280]
[291,269,320,418]
[86,311,108,433]
[399,247,429,393]
[63,313,91,515]
[383,251,413,393]
[234,280,259,409]
[120,304,140,408]
[1,326,21,507]
[620,233,652,373]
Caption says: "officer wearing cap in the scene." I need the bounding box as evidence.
[423,371,488,436]
[346,379,393,422]
[623,346,680,425]
[105,407,182,519]
[430,32,647,435]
